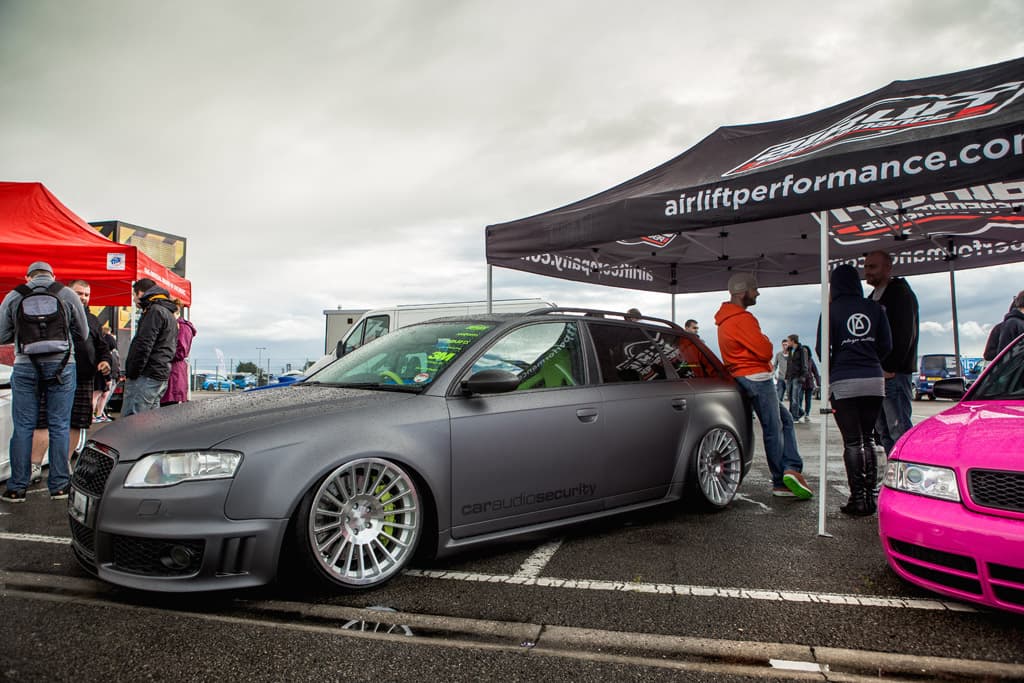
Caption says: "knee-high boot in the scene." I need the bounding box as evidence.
[862,434,878,514]
[840,440,871,516]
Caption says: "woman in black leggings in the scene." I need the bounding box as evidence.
[816,264,893,516]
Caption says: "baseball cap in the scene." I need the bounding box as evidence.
[727,272,758,294]
[26,261,53,276]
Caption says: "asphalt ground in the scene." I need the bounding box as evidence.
[3,393,1023,680]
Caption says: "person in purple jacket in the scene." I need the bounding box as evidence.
[816,264,892,516]
[160,300,197,406]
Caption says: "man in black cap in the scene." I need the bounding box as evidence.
[0,262,88,502]
[120,278,177,416]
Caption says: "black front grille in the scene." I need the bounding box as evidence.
[896,559,983,595]
[69,517,95,555]
[968,469,1024,513]
[993,584,1024,607]
[111,535,204,576]
[989,562,1024,584]
[72,445,117,497]
[889,539,977,573]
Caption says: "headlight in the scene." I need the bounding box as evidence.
[883,460,960,502]
[125,451,243,488]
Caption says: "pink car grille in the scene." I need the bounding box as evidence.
[967,469,1024,513]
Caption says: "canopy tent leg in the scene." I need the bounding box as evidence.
[813,211,833,538]
[487,264,493,314]
[949,263,961,375]
[671,293,676,323]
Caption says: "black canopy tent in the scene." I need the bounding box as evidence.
[485,56,1024,535]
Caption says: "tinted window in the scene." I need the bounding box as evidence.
[971,340,1024,400]
[471,322,584,390]
[921,355,957,372]
[650,331,726,379]
[589,323,668,383]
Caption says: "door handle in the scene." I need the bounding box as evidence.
[576,407,599,423]
[671,398,687,411]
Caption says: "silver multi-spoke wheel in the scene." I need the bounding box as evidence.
[695,428,742,508]
[307,458,421,587]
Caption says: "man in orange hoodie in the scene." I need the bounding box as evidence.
[715,272,813,500]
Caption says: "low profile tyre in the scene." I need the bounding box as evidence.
[691,427,743,509]
[294,457,422,590]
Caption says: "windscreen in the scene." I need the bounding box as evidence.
[969,339,1024,400]
[307,321,495,389]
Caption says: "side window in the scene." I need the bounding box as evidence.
[471,322,585,390]
[588,323,668,383]
[342,320,366,355]
[650,331,727,380]
[363,316,390,344]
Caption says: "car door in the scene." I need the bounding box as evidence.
[586,322,692,505]
[448,321,605,538]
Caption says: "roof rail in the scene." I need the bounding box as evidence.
[529,307,684,332]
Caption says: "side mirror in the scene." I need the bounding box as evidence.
[933,377,966,400]
[461,369,521,396]
[335,340,346,358]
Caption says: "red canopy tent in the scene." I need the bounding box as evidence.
[0,182,191,306]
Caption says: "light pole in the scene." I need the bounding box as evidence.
[256,347,266,386]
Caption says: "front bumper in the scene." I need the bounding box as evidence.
[69,447,288,592]
[878,488,1024,614]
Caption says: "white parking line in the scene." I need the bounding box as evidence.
[402,569,976,612]
[732,494,770,512]
[1,531,977,613]
[514,539,563,579]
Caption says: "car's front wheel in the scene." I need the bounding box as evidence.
[692,427,743,509]
[294,457,422,590]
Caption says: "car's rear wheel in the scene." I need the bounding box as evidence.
[296,457,421,589]
[693,427,743,509]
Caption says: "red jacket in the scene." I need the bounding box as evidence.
[714,302,773,377]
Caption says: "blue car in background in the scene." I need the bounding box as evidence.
[915,354,960,400]
[201,376,235,392]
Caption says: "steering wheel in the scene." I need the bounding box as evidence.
[379,370,405,385]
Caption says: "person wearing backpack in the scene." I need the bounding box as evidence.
[0,261,89,502]
[121,279,177,416]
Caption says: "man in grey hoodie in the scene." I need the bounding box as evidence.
[0,262,88,502]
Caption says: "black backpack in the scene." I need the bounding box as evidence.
[14,281,72,377]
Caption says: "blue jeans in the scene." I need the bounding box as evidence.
[775,378,787,401]
[876,373,914,454]
[736,377,803,488]
[787,379,805,420]
[121,376,169,417]
[9,362,76,493]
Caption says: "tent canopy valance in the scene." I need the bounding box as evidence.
[486,57,1024,293]
[0,182,192,306]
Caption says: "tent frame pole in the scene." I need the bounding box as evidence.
[814,211,832,538]
[487,265,493,314]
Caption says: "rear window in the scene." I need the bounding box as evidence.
[921,355,958,372]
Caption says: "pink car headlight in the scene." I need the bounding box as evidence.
[883,460,961,502]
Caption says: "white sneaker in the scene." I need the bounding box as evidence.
[802,415,811,423]
[30,464,42,484]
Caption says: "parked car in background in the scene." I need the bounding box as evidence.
[964,358,987,390]
[879,332,1024,615]
[67,308,752,593]
[915,353,960,400]
[201,375,235,391]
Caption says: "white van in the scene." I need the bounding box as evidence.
[308,299,554,376]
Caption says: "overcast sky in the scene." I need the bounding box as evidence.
[2,0,1022,373]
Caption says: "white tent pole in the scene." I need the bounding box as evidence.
[671,293,676,323]
[487,264,493,314]
[814,210,832,538]
[949,261,961,374]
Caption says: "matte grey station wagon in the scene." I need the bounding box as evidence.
[68,309,753,592]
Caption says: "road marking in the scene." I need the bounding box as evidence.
[1,531,977,613]
[402,569,976,612]
[514,539,562,579]
[0,532,70,545]
[733,494,770,512]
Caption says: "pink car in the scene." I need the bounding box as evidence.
[878,334,1024,614]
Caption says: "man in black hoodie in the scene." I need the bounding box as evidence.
[863,251,919,455]
[121,279,177,416]
[995,290,1024,354]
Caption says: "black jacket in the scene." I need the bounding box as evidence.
[996,308,1024,354]
[125,288,178,381]
[75,311,112,381]
[818,264,892,383]
[872,277,919,374]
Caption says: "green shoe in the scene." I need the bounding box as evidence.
[783,471,813,500]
